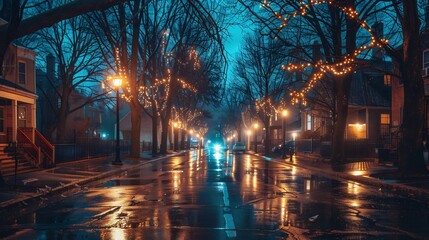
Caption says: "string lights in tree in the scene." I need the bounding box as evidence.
[260,0,389,105]
[255,97,287,117]
[171,107,203,132]
[102,47,127,98]
[136,29,199,115]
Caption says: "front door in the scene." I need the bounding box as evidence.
[18,106,26,128]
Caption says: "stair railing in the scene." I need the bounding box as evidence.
[17,129,41,167]
[35,129,55,167]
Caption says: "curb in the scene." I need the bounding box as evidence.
[271,156,429,201]
[0,152,185,209]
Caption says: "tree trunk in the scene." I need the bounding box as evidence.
[264,116,271,156]
[181,129,186,149]
[129,99,141,158]
[159,76,175,154]
[160,118,169,154]
[151,115,158,155]
[127,0,142,159]
[0,40,8,76]
[398,0,428,175]
[331,75,351,163]
[330,0,357,164]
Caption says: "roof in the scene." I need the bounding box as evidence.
[349,75,391,107]
[348,61,391,108]
[0,78,33,94]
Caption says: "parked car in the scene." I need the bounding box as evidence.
[190,141,200,149]
[232,142,246,153]
[272,140,295,156]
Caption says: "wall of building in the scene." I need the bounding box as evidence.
[2,44,36,94]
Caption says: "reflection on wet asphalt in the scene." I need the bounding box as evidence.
[1,150,429,239]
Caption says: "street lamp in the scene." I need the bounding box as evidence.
[253,123,258,153]
[107,75,123,165]
[282,110,288,158]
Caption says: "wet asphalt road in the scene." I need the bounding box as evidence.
[1,149,429,239]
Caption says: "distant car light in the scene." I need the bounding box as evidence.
[213,152,222,160]
[214,144,221,152]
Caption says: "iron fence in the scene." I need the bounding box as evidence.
[54,138,130,163]
[295,138,378,159]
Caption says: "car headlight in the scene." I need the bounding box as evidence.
[214,144,221,152]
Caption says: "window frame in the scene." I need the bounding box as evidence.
[18,61,26,84]
[380,113,390,125]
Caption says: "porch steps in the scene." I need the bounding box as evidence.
[0,145,38,177]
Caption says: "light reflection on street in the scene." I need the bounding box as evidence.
[1,150,428,240]
[109,228,125,240]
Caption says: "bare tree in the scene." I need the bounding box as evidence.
[238,0,390,163]
[384,0,428,174]
[155,0,226,154]
[233,32,288,155]
[0,0,130,77]
[30,8,106,143]
[0,0,131,185]
[219,89,246,143]
[87,0,146,158]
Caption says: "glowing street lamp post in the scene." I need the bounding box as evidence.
[253,123,258,153]
[109,75,123,165]
[282,110,288,159]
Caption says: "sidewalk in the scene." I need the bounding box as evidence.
[278,152,429,200]
[0,151,181,209]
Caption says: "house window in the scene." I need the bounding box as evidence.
[380,113,390,125]
[0,108,4,133]
[383,75,391,86]
[18,62,26,84]
[347,123,367,139]
[424,50,429,69]
[18,106,26,128]
[380,113,390,138]
[306,114,312,131]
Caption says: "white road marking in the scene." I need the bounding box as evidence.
[221,183,236,238]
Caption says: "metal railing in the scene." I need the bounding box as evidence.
[54,138,131,163]
[35,129,55,167]
[295,138,377,158]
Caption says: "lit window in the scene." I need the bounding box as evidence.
[380,113,390,124]
[18,62,26,84]
[383,75,391,86]
[347,123,367,139]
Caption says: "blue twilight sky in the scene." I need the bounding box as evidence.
[224,24,251,85]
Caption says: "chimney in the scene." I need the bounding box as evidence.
[46,53,55,81]
[371,21,384,60]
[312,41,321,63]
